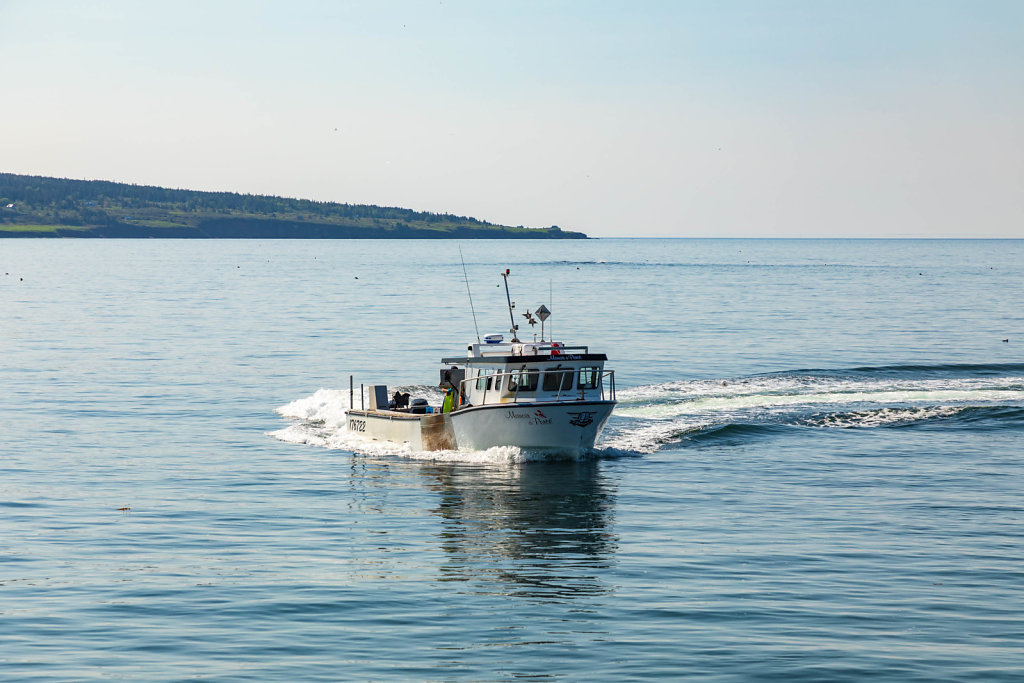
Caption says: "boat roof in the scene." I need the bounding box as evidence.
[441,339,608,366]
[441,353,608,365]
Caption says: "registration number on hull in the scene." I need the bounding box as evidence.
[349,418,366,432]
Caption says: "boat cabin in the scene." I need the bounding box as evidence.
[441,337,615,408]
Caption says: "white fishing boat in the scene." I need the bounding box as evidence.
[345,269,616,454]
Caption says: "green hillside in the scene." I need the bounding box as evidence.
[0,173,586,239]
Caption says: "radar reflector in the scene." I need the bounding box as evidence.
[534,305,552,342]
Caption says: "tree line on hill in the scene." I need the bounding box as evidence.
[0,173,586,239]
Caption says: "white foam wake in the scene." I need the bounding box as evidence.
[616,388,1024,419]
[805,406,967,429]
[596,418,710,454]
[276,388,350,426]
[273,374,1024,458]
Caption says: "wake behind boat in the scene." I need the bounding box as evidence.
[345,269,616,455]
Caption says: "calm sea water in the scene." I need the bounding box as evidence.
[2,238,1023,681]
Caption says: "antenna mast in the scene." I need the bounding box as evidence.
[548,278,557,342]
[459,246,481,343]
[501,269,520,342]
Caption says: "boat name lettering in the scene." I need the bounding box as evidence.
[531,409,552,425]
[349,418,366,432]
[505,409,553,425]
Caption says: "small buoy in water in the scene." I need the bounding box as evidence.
[722,381,728,386]
[117,506,130,511]
[1003,339,1009,343]
[354,276,358,279]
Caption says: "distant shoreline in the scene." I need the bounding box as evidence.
[0,173,588,239]
[0,220,587,239]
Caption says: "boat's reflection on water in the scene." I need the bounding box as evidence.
[417,459,618,600]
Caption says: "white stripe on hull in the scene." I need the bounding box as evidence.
[450,401,614,454]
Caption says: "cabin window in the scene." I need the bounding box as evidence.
[542,370,560,392]
[579,367,600,390]
[543,368,574,392]
[510,368,539,392]
[475,369,493,391]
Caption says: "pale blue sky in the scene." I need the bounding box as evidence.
[2,1,1021,237]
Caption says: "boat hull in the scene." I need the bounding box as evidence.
[346,410,456,450]
[450,400,615,454]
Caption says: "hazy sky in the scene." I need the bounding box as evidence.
[2,1,1021,237]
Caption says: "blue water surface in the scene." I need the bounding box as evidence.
[1,238,1023,680]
